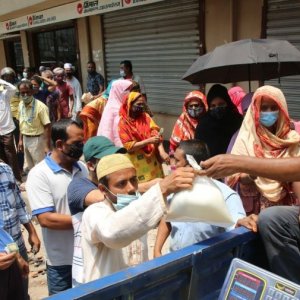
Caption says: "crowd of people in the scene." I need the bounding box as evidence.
[0,57,299,299]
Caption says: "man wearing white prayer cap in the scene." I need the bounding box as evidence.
[64,63,82,119]
[81,153,196,283]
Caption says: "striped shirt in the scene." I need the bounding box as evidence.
[0,162,31,252]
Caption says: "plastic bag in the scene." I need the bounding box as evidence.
[165,155,235,227]
[0,227,18,253]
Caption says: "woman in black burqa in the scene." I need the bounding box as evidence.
[195,84,243,157]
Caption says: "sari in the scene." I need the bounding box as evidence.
[80,96,107,142]
[118,92,163,183]
[170,91,207,152]
[97,80,132,146]
[228,85,300,213]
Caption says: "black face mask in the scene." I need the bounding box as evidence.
[132,105,145,114]
[87,70,95,75]
[210,106,228,120]
[62,142,84,160]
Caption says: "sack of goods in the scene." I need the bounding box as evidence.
[166,176,234,227]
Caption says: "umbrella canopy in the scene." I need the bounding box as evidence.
[182,39,300,85]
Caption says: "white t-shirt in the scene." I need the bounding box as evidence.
[26,155,88,266]
[71,212,83,287]
[81,183,166,283]
[0,79,16,135]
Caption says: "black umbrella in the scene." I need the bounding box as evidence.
[182,39,300,90]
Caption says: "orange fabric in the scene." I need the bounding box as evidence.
[119,92,160,156]
[170,91,207,151]
[80,97,107,142]
[228,85,300,202]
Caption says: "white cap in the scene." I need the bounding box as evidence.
[64,63,72,69]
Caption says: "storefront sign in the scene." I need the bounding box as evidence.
[0,0,164,34]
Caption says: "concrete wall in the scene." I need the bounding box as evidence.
[204,0,263,92]
[20,31,30,67]
[77,17,90,92]
[88,15,105,81]
[0,40,6,68]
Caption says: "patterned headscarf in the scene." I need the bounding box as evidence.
[228,85,300,201]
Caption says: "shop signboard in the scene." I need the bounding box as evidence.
[0,0,164,34]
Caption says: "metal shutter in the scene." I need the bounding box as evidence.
[266,0,300,119]
[103,0,200,115]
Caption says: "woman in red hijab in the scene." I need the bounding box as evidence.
[169,91,207,152]
[118,92,169,183]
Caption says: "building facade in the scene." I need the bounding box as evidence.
[0,0,264,137]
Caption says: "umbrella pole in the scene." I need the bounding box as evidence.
[248,80,251,92]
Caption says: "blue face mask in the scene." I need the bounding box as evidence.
[259,111,279,127]
[104,186,140,211]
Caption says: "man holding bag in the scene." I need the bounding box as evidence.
[81,153,195,283]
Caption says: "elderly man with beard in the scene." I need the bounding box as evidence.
[26,119,88,295]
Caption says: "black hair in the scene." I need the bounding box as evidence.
[51,119,82,147]
[99,175,109,186]
[178,139,211,164]
[31,75,42,86]
[120,60,132,72]
[18,80,33,90]
[87,61,95,66]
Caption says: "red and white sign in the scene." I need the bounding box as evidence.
[0,0,164,34]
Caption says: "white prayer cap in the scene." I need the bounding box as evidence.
[64,63,72,69]
[53,67,64,75]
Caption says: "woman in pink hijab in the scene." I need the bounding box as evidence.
[97,79,132,146]
[228,86,246,114]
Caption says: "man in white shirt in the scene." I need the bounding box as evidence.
[81,153,195,283]
[64,63,82,119]
[0,73,22,183]
[26,119,88,295]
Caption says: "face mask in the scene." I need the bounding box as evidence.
[259,111,279,127]
[188,107,203,118]
[105,186,140,211]
[120,70,126,78]
[63,142,84,160]
[66,72,72,78]
[210,106,227,120]
[22,72,28,79]
[21,95,33,104]
[132,105,145,114]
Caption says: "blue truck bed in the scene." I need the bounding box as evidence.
[47,227,266,300]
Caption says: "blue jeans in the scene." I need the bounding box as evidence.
[46,264,72,295]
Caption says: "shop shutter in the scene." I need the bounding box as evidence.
[103,0,200,115]
[266,0,300,120]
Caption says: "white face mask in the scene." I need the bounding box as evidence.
[22,72,28,79]
[120,70,126,77]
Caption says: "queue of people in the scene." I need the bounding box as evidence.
[0,57,300,299]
